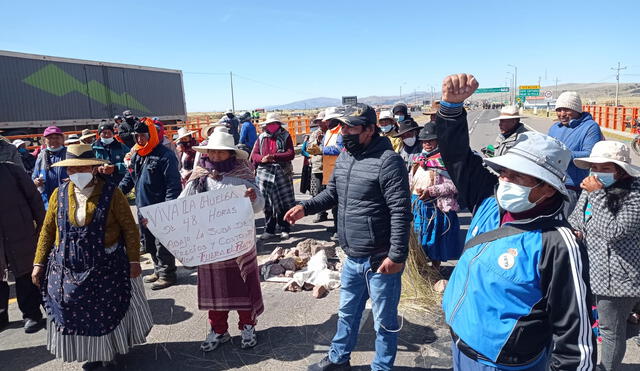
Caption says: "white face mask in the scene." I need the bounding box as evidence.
[496,180,543,213]
[403,136,417,147]
[101,137,114,145]
[69,172,94,190]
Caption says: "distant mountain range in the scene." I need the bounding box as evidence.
[262,83,640,110]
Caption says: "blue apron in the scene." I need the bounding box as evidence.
[43,181,131,336]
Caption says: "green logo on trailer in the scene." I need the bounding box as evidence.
[22,64,150,112]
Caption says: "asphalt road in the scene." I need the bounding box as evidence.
[1,109,638,370]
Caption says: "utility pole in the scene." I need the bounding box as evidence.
[554,77,560,98]
[229,71,236,113]
[399,86,402,101]
[508,64,518,104]
[611,61,627,106]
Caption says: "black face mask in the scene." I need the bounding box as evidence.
[343,133,365,155]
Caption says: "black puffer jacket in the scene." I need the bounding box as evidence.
[303,135,412,263]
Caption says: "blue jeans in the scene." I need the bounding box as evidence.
[328,256,402,371]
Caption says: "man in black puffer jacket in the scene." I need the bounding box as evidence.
[285,103,411,371]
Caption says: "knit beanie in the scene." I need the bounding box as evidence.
[555,92,582,113]
[98,123,114,134]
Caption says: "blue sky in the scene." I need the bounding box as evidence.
[2,0,639,111]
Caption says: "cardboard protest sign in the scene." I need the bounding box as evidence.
[139,185,255,266]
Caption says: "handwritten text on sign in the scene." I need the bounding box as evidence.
[139,185,255,266]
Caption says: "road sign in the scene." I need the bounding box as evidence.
[519,85,540,90]
[342,96,357,105]
[543,90,553,99]
[519,89,540,97]
[475,87,509,93]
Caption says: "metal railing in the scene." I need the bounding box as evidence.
[583,105,640,134]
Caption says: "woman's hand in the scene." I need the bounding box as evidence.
[31,265,45,287]
[415,187,432,201]
[580,175,604,192]
[245,188,257,202]
[129,262,141,278]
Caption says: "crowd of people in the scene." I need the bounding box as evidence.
[0,73,639,371]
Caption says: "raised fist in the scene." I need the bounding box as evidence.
[442,74,479,103]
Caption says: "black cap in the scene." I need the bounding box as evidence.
[335,103,377,127]
[392,103,409,116]
[133,120,149,134]
[393,118,421,137]
[418,122,437,141]
[98,122,115,134]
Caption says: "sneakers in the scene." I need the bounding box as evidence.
[200,330,231,352]
[260,232,278,240]
[24,318,44,334]
[151,278,176,290]
[240,324,258,349]
[307,356,351,371]
[143,273,159,283]
[280,232,290,240]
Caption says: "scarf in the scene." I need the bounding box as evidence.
[258,128,289,155]
[132,118,160,157]
[417,150,446,171]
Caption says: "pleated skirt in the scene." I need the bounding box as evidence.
[46,276,153,362]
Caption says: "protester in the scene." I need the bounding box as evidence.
[1,134,25,170]
[180,127,264,352]
[224,110,241,144]
[300,120,315,195]
[64,134,80,146]
[377,110,402,152]
[322,107,346,239]
[119,119,182,290]
[305,112,332,223]
[437,73,595,370]
[79,128,96,145]
[489,105,529,157]
[12,139,36,174]
[174,127,198,185]
[251,113,296,240]
[0,162,45,333]
[548,91,603,215]
[117,111,137,148]
[32,126,68,209]
[285,103,412,371]
[252,110,261,124]
[410,123,462,270]
[93,122,130,185]
[423,101,440,122]
[31,144,152,369]
[194,121,227,167]
[393,118,422,171]
[392,102,412,123]
[155,121,179,160]
[238,111,258,151]
[568,140,640,371]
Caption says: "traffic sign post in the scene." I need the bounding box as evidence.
[543,90,553,100]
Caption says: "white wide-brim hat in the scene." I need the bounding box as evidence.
[174,127,197,143]
[261,112,286,127]
[574,140,640,177]
[483,132,572,198]
[490,105,528,121]
[192,129,248,160]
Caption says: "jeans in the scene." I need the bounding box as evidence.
[141,225,177,280]
[0,273,42,322]
[328,256,402,371]
[451,341,548,371]
[597,296,640,371]
[208,310,256,334]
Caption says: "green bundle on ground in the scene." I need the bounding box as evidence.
[400,229,443,313]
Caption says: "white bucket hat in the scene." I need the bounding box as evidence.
[260,112,287,127]
[192,128,249,160]
[483,131,572,197]
[12,139,26,148]
[574,140,640,177]
[490,105,528,121]
[378,110,394,121]
[174,127,197,143]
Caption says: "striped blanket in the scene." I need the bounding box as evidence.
[255,163,296,216]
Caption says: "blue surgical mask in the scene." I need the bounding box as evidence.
[591,171,616,187]
[46,146,64,152]
[394,115,405,122]
[380,125,394,133]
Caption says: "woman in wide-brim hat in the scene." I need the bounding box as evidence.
[181,127,264,353]
[393,118,422,170]
[568,140,640,371]
[31,144,153,369]
[174,127,199,185]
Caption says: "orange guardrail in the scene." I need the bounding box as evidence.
[583,105,640,134]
